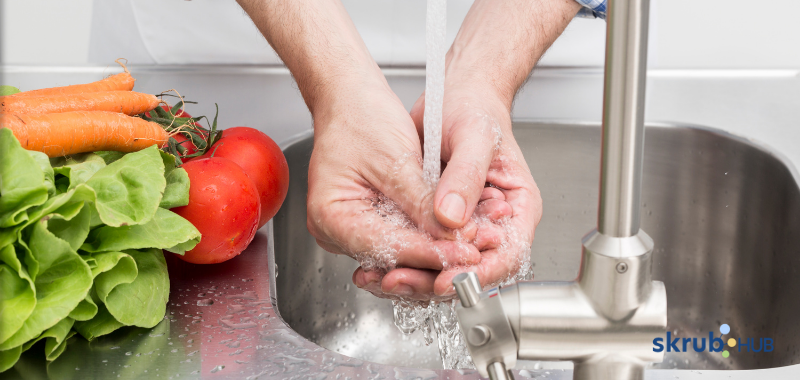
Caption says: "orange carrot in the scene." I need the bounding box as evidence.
[0,91,160,115]
[10,72,135,98]
[0,111,169,157]
[10,60,135,98]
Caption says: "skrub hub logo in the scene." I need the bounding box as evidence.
[653,323,774,358]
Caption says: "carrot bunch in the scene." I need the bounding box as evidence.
[0,60,190,157]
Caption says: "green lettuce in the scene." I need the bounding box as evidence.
[87,146,167,227]
[0,128,199,372]
[0,221,93,350]
[0,86,20,96]
[82,208,200,254]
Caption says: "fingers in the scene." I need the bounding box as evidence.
[396,236,481,270]
[352,267,383,290]
[474,221,504,251]
[481,186,505,201]
[309,199,481,272]
[369,148,478,243]
[434,115,500,229]
[433,246,525,297]
[409,92,426,138]
[381,268,439,299]
[353,266,443,301]
[475,198,512,221]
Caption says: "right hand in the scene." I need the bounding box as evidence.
[306,81,482,301]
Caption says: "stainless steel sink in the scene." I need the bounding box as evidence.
[273,121,800,371]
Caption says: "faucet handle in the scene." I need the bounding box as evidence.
[453,272,518,379]
[487,361,514,380]
[453,272,482,307]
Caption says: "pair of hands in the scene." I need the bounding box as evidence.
[237,0,581,301]
[307,77,542,301]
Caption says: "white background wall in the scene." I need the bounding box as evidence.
[2,0,800,69]
[1,0,94,64]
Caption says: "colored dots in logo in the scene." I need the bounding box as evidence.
[720,324,730,335]
[728,338,737,347]
[722,350,730,358]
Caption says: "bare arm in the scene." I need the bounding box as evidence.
[236,0,389,122]
[446,0,582,108]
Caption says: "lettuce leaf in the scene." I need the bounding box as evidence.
[28,151,56,197]
[0,346,22,373]
[68,295,98,322]
[0,221,92,350]
[0,129,48,246]
[21,317,76,361]
[160,168,190,209]
[73,303,125,341]
[101,249,170,328]
[158,150,190,209]
[86,146,166,227]
[50,153,107,193]
[82,208,200,254]
[0,245,36,345]
[0,86,20,96]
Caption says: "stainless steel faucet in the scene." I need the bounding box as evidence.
[452,0,667,379]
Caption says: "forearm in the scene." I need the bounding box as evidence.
[446,0,581,109]
[236,0,389,121]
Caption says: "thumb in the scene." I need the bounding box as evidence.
[434,116,498,229]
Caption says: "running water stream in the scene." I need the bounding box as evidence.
[421,0,446,187]
[387,0,532,370]
[391,0,475,370]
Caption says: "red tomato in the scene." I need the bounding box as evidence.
[197,127,289,228]
[172,157,261,264]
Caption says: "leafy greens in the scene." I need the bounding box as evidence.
[0,128,199,372]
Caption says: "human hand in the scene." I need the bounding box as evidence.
[306,81,486,301]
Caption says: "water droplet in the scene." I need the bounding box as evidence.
[210,365,225,373]
[197,299,214,306]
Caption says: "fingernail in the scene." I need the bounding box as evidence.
[440,193,466,223]
[389,284,414,297]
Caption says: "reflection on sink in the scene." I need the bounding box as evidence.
[272,122,800,370]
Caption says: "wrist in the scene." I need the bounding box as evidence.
[306,66,390,124]
[444,0,581,108]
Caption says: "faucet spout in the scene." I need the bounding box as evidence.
[598,0,651,238]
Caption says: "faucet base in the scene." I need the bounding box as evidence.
[574,356,646,380]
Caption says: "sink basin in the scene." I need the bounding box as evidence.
[273,121,800,371]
